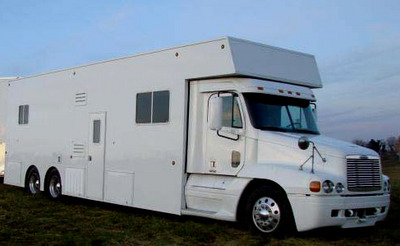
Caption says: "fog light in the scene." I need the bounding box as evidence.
[335,182,344,193]
[322,180,334,193]
[345,209,354,217]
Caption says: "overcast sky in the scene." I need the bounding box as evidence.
[1,0,399,142]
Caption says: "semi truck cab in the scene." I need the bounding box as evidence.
[185,77,390,233]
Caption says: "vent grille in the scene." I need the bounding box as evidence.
[347,157,381,192]
[75,92,87,106]
[72,143,85,157]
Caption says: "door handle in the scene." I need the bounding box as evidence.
[88,155,92,161]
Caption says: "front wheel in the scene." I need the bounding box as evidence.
[245,185,294,236]
[46,169,62,199]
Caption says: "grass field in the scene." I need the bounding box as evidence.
[0,157,399,245]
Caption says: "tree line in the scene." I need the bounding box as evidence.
[353,136,400,156]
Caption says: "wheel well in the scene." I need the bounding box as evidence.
[25,165,39,188]
[236,179,290,223]
[44,167,60,192]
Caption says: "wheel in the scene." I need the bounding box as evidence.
[245,185,294,236]
[47,169,62,199]
[26,168,40,195]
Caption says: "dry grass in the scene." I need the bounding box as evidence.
[0,157,399,245]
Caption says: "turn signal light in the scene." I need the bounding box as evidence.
[309,181,321,192]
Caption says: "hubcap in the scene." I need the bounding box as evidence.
[49,176,61,198]
[252,197,281,233]
[29,174,40,194]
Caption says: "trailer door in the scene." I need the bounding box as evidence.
[86,112,106,200]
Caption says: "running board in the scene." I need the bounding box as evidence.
[182,208,216,216]
[181,208,236,222]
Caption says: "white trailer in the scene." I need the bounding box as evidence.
[3,37,390,234]
[0,77,19,180]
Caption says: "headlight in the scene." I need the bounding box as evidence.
[335,182,345,193]
[322,180,334,193]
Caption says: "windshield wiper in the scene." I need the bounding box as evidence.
[258,126,289,132]
[293,129,320,135]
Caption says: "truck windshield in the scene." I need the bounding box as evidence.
[243,93,319,134]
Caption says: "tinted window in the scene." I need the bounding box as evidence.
[18,105,29,125]
[18,105,24,124]
[153,91,169,123]
[244,93,319,134]
[24,105,29,124]
[136,92,152,123]
[222,96,233,127]
[232,97,243,128]
[93,120,101,143]
[222,95,242,128]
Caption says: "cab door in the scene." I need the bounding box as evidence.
[205,92,246,175]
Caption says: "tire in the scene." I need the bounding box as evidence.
[46,169,62,199]
[245,185,294,236]
[26,168,41,195]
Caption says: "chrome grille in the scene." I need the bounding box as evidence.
[347,157,381,192]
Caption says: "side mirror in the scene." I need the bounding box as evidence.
[298,136,310,150]
[208,96,223,131]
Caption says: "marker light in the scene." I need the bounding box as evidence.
[335,183,345,193]
[309,181,321,192]
[384,180,391,192]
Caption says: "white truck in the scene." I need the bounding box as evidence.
[2,37,390,234]
[0,77,18,181]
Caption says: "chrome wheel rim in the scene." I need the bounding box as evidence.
[29,173,40,194]
[252,196,281,233]
[49,176,61,198]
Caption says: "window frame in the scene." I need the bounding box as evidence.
[220,92,244,129]
[92,119,101,144]
[18,105,29,125]
[135,90,170,124]
[152,90,170,123]
[136,92,153,124]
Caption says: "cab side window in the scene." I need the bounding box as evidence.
[222,94,243,128]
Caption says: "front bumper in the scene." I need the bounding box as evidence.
[288,193,390,232]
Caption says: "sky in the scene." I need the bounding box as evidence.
[1,0,399,142]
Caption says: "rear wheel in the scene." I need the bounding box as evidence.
[47,169,62,199]
[245,185,294,236]
[26,168,40,195]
